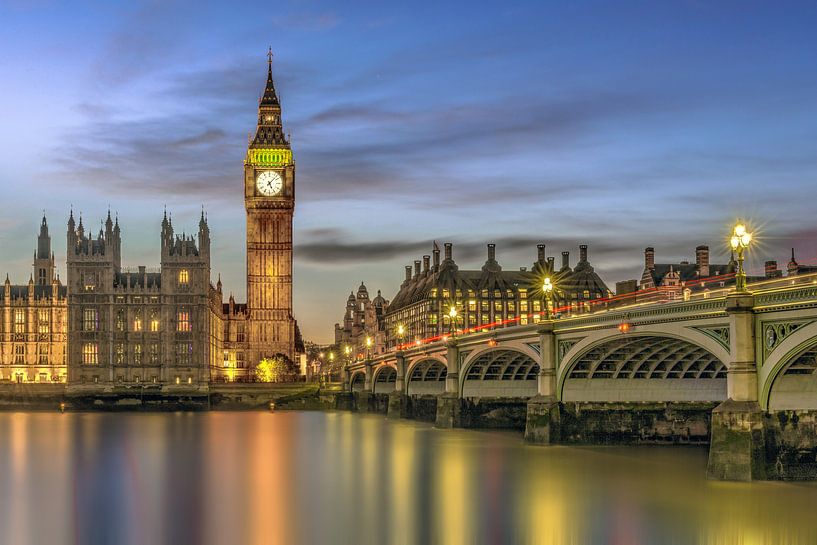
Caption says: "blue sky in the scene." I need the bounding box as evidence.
[1,0,816,342]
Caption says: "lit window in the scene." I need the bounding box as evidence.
[38,344,48,365]
[177,310,191,332]
[38,310,50,334]
[134,317,143,332]
[115,343,125,364]
[82,343,99,365]
[176,342,192,365]
[150,310,160,332]
[134,344,143,365]
[179,270,189,286]
[149,343,159,364]
[116,310,125,332]
[83,308,98,331]
[14,344,25,364]
[14,310,25,334]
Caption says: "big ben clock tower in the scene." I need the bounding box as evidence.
[245,49,296,366]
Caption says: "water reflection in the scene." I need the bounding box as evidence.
[0,412,815,545]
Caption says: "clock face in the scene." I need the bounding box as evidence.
[256,170,283,196]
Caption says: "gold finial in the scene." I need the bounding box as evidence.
[267,47,273,67]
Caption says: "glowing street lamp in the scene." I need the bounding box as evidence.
[365,336,373,359]
[542,276,554,320]
[397,324,406,350]
[730,222,752,292]
[448,305,458,337]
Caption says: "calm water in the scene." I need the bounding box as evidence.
[0,412,816,545]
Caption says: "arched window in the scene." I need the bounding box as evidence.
[82,343,99,365]
[179,270,189,286]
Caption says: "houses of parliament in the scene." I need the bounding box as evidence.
[0,54,302,388]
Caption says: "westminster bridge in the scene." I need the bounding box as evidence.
[339,274,817,481]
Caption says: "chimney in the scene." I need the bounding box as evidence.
[695,245,710,277]
[413,260,421,278]
[444,242,452,261]
[487,244,496,261]
[405,266,412,282]
[561,251,570,269]
[433,246,440,270]
[422,255,430,273]
[547,256,555,270]
[537,244,545,263]
[579,244,588,262]
[765,260,779,278]
[645,247,655,270]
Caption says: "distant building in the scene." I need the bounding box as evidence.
[785,249,817,276]
[384,242,610,347]
[334,282,389,357]
[637,245,736,302]
[0,216,67,383]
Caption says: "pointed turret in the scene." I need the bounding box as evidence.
[35,214,56,285]
[788,248,799,275]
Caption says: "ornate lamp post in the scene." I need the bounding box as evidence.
[328,351,335,383]
[730,223,752,292]
[448,305,458,338]
[365,336,373,359]
[397,324,406,351]
[542,276,554,320]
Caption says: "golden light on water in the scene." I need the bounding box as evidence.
[0,413,816,544]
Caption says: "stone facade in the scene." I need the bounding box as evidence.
[0,217,67,383]
[66,210,212,388]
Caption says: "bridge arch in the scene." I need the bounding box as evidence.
[349,371,365,392]
[460,348,539,399]
[373,365,397,394]
[406,358,447,396]
[558,333,728,403]
[761,321,817,410]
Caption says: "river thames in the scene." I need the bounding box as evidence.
[0,411,815,545]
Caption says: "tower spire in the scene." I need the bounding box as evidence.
[260,47,280,108]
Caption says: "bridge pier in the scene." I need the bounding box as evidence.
[436,340,464,428]
[707,294,766,481]
[387,353,409,419]
[525,325,561,444]
[357,360,375,413]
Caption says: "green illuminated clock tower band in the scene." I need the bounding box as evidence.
[244,50,296,367]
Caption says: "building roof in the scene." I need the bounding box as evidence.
[646,262,735,286]
[1,284,66,301]
[388,244,610,313]
[114,272,162,289]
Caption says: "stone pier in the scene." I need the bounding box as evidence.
[707,293,766,481]
[524,324,561,444]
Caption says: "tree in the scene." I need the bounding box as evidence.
[256,355,292,383]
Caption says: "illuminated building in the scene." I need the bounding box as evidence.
[66,209,213,387]
[0,216,67,383]
[384,242,610,347]
[334,282,389,357]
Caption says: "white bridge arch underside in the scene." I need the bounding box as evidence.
[373,366,397,394]
[407,359,447,396]
[562,335,727,402]
[768,344,817,410]
[462,349,539,398]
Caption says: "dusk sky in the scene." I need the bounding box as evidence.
[1,1,817,343]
